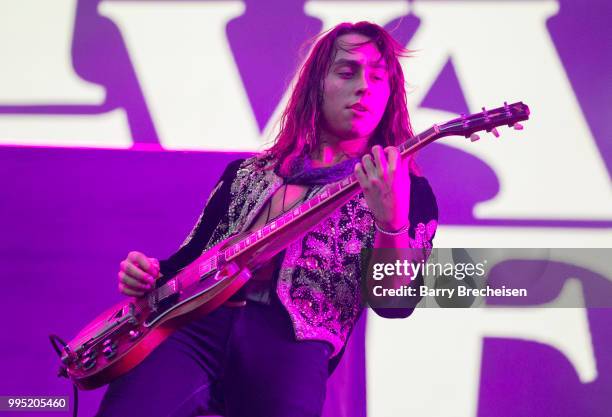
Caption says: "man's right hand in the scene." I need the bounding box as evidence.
[118,251,161,297]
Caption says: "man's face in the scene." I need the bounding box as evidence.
[320,33,391,142]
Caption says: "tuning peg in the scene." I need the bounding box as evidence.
[504,101,512,118]
[470,133,480,142]
[513,122,524,130]
[491,127,500,138]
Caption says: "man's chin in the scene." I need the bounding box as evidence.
[336,124,373,139]
[345,129,375,141]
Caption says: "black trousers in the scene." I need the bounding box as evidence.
[95,291,332,417]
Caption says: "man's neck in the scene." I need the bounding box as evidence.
[312,131,369,168]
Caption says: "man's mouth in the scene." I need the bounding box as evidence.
[349,103,368,112]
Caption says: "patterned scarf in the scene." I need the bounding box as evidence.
[282,155,360,185]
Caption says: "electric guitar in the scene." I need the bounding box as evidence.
[58,101,530,389]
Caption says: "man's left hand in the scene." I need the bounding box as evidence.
[354,145,411,231]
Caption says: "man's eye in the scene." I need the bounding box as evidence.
[339,72,354,78]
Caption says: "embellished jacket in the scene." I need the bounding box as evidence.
[159,155,438,358]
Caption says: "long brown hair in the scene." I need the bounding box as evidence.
[265,21,415,176]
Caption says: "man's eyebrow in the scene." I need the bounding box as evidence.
[332,58,387,69]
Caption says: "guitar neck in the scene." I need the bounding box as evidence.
[220,100,530,271]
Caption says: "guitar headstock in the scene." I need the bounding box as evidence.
[438,101,530,141]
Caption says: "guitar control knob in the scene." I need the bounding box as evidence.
[513,122,524,130]
[81,356,96,371]
[128,329,141,340]
[83,349,98,360]
[470,133,480,142]
[102,345,118,359]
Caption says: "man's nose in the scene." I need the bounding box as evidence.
[355,71,371,96]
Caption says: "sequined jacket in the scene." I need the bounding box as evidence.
[159,155,438,358]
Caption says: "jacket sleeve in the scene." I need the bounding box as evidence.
[408,174,438,249]
[158,158,244,278]
[372,173,439,319]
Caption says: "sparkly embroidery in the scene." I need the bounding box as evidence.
[409,219,437,260]
[410,220,437,249]
[204,155,281,249]
[277,184,375,357]
[344,232,362,255]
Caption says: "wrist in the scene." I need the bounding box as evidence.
[375,220,409,235]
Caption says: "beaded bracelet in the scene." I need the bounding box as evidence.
[374,221,410,236]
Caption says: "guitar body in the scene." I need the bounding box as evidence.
[63,237,252,390]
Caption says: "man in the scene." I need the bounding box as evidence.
[98,21,437,417]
